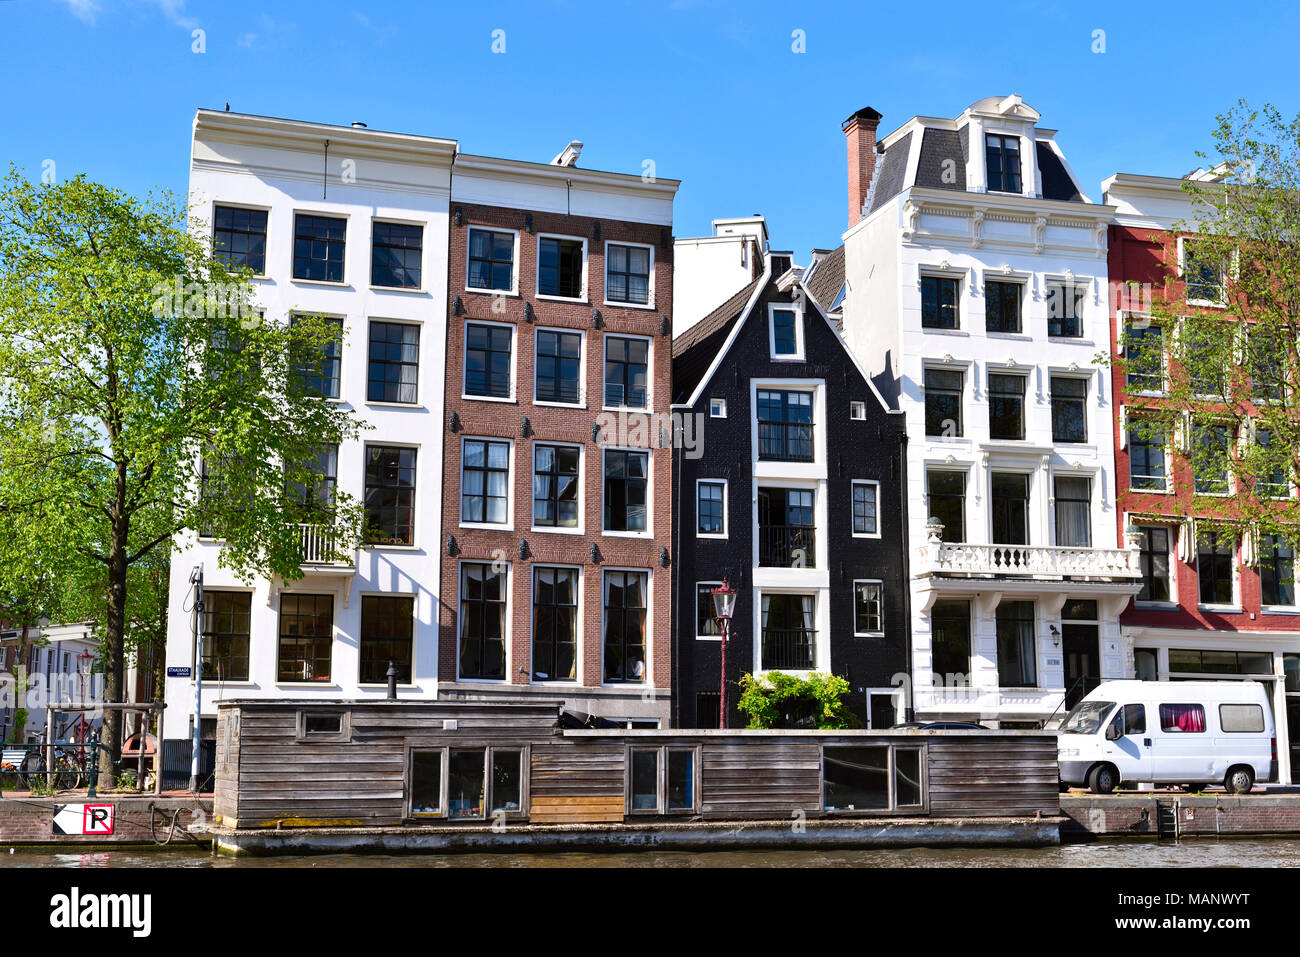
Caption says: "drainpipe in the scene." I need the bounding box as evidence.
[670,407,682,728]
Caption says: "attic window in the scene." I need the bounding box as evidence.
[850,401,866,420]
[709,398,727,418]
[985,134,1022,193]
[768,306,804,360]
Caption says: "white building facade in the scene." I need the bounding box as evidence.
[838,96,1142,726]
[162,111,455,779]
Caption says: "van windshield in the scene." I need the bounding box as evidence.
[1060,700,1115,735]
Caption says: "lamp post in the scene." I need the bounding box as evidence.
[76,649,94,744]
[711,579,737,729]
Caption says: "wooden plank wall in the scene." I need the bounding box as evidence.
[213,708,239,823]
[530,738,624,823]
[926,735,1061,818]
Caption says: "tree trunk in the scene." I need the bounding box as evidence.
[98,517,129,786]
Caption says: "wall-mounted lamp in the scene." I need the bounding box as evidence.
[1050,625,1061,648]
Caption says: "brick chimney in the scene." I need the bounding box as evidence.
[843,107,883,227]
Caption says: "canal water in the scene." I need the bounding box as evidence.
[4,839,1300,867]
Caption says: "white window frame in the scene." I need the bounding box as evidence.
[530,441,584,536]
[1124,320,1167,397]
[212,200,272,280]
[1042,276,1091,340]
[850,480,881,538]
[362,441,422,550]
[709,397,727,418]
[865,688,906,729]
[603,240,656,310]
[369,216,428,294]
[465,225,520,297]
[461,318,517,403]
[601,566,653,686]
[1195,531,1241,613]
[767,302,805,361]
[695,478,728,539]
[1126,418,1172,494]
[530,563,584,685]
[365,316,423,408]
[601,446,653,538]
[853,579,885,637]
[534,232,589,303]
[1131,519,1178,609]
[695,580,724,641]
[289,311,347,403]
[290,209,351,287]
[455,558,512,684]
[1177,235,1229,309]
[532,325,587,408]
[849,401,866,420]
[459,435,515,531]
[602,332,654,412]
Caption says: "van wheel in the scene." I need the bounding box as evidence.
[1088,764,1118,795]
[1224,766,1254,795]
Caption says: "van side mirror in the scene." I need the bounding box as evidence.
[1105,722,1121,741]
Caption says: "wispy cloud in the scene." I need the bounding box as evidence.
[152,0,199,30]
[57,0,102,24]
[234,12,296,50]
[351,10,396,42]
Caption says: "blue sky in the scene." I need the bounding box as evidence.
[3,0,1297,258]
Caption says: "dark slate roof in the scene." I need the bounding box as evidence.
[671,274,766,404]
[914,128,965,192]
[867,130,911,214]
[805,245,845,311]
[1036,141,1083,202]
[958,123,970,168]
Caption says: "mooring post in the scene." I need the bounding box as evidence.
[45,706,54,792]
[88,729,100,798]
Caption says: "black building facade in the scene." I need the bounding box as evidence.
[671,254,910,729]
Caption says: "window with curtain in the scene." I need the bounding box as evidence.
[760,593,816,671]
[1054,476,1092,547]
[930,600,971,682]
[996,601,1037,688]
[1197,531,1235,605]
[461,438,510,525]
[459,563,507,680]
[1260,533,1296,606]
[1159,703,1207,733]
[603,570,647,682]
[532,566,577,681]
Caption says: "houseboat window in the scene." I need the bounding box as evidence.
[302,713,342,735]
[823,746,889,811]
[630,748,658,810]
[894,748,923,807]
[410,751,442,818]
[1219,704,1265,734]
[491,750,523,812]
[448,749,487,819]
[666,749,694,811]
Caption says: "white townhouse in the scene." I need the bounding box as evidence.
[162,111,455,782]
[835,95,1142,727]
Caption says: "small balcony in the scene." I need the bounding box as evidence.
[296,523,356,573]
[759,525,816,569]
[761,628,816,671]
[917,539,1140,580]
[757,423,815,463]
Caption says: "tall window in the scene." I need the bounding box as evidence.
[371,221,423,288]
[1045,282,1085,338]
[1197,532,1235,605]
[996,601,1036,688]
[924,368,963,437]
[1050,376,1087,442]
[461,439,510,525]
[985,133,1021,193]
[365,445,416,545]
[291,315,343,399]
[535,329,581,404]
[697,481,725,535]
[606,243,651,305]
[467,228,514,291]
[293,213,346,282]
[367,321,420,404]
[1255,427,1290,498]
[1183,241,1225,303]
[603,449,648,532]
[930,600,971,681]
[988,373,1026,440]
[538,237,584,298]
[213,205,268,274]
[927,470,965,542]
[603,570,648,682]
[533,444,579,529]
[360,595,413,684]
[1248,328,1286,402]
[1128,427,1167,491]
[465,322,513,398]
[758,487,816,568]
[1137,526,1172,602]
[1184,321,1226,396]
[460,563,507,680]
[1126,324,1164,393]
[760,593,816,670]
[202,591,251,681]
[696,584,722,638]
[1054,475,1091,547]
[770,308,799,358]
[1193,424,1231,494]
[852,481,878,535]
[984,280,1021,334]
[278,593,333,682]
[286,444,338,519]
[991,472,1029,545]
[604,336,649,409]
[756,389,814,462]
[533,567,577,681]
[921,275,959,329]
[1260,534,1296,607]
[854,581,883,635]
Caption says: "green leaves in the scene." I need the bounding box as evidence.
[737,671,859,730]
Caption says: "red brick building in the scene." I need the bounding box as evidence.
[437,148,678,725]
[1105,171,1300,782]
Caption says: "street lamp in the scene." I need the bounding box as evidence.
[711,579,737,730]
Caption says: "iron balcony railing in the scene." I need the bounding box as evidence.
[761,628,816,671]
[757,422,814,462]
[295,523,354,568]
[759,525,816,568]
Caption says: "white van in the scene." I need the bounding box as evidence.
[1058,680,1276,794]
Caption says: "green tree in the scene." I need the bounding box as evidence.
[0,168,367,776]
[1116,102,1300,556]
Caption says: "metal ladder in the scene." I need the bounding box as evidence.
[1155,799,1180,841]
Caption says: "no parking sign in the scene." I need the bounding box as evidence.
[52,803,115,836]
